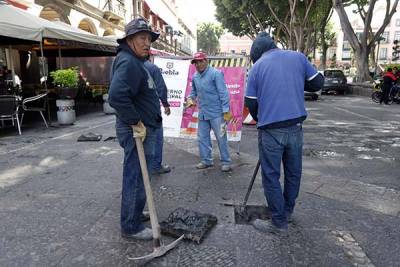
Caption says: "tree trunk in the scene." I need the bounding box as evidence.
[355,49,371,82]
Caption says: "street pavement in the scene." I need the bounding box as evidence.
[0,95,399,266]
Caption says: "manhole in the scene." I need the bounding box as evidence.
[160,208,217,244]
[234,205,271,225]
[178,246,236,266]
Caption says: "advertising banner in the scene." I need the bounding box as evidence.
[155,57,246,142]
[154,57,191,137]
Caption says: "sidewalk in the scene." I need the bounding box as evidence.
[0,107,399,266]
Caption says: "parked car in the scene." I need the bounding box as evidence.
[321,69,349,94]
[304,71,322,101]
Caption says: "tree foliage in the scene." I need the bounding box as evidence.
[197,22,224,55]
[214,0,333,54]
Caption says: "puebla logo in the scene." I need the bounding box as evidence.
[161,62,179,76]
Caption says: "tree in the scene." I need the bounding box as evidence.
[197,23,224,55]
[333,0,400,82]
[214,0,333,53]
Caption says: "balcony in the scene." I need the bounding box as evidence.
[103,0,125,23]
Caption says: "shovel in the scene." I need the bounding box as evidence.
[222,159,270,224]
[128,137,184,262]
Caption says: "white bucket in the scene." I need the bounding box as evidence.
[56,99,76,125]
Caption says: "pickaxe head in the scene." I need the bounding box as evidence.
[127,234,184,262]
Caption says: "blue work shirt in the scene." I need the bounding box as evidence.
[189,66,230,120]
[246,49,318,128]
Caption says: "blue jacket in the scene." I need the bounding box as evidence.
[144,61,170,107]
[108,43,161,128]
[189,66,230,120]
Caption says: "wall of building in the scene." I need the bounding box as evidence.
[219,32,252,55]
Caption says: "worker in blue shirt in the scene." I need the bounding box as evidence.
[186,51,233,172]
[144,59,171,175]
[245,32,324,235]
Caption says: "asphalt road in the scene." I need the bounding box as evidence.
[0,95,399,266]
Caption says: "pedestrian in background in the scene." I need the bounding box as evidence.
[380,67,397,104]
[245,32,324,235]
[144,57,172,175]
[185,51,233,172]
[108,18,161,241]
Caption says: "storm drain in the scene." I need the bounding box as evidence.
[160,208,217,244]
[178,246,236,267]
[234,205,271,225]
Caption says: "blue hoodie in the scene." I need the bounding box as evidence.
[108,43,162,128]
[245,32,321,128]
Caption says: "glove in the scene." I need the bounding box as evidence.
[132,121,146,142]
[223,111,233,122]
[184,97,195,108]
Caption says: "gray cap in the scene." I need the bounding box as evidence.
[117,18,160,44]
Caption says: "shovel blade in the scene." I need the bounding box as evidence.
[127,234,184,262]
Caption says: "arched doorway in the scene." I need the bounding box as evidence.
[39,5,70,24]
[78,19,98,35]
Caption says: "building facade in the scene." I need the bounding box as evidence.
[132,0,196,55]
[219,32,252,56]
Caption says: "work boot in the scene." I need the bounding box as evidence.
[158,164,171,174]
[121,228,153,240]
[221,165,231,172]
[252,219,288,237]
[287,213,293,223]
[196,162,213,169]
[150,164,171,175]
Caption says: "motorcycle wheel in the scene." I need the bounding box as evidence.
[371,91,381,103]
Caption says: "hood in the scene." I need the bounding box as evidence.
[250,32,277,63]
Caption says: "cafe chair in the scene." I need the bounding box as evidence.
[0,95,21,135]
[20,93,48,129]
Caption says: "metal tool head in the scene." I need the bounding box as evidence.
[127,234,184,262]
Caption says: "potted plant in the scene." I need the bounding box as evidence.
[50,67,79,125]
[50,67,79,99]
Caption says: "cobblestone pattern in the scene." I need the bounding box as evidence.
[178,245,236,266]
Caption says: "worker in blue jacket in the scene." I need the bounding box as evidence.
[108,18,161,241]
[245,32,324,235]
[186,52,232,172]
[144,59,171,175]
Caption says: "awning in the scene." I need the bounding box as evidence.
[144,0,180,30]
[0,2,117,54]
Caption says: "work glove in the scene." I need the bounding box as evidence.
[184,97,195,108]
[132,121,146,142]
[223,111,233,122]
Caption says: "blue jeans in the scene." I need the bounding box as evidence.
[258,123,303,229]
[198,116,231,166]
[149,125,163,171]
[116,119,157,234]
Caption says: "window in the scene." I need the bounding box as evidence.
[395,31,400,42]
[342,50,351,60]
[343,41,351,50]
[396,19,400,27]
[379,48,387,60]
[382,32,389,43]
